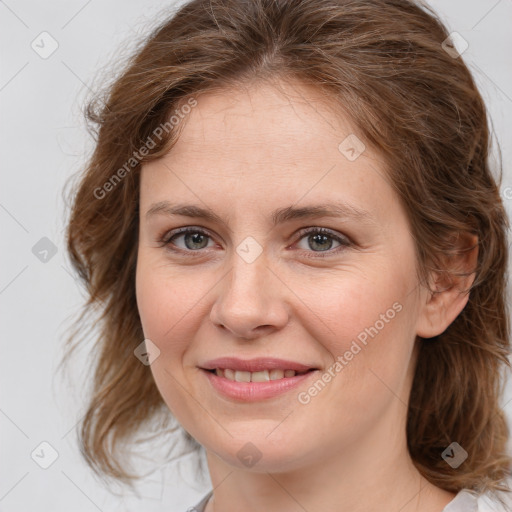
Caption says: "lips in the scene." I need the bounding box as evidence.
[213,368,308,382]
[200,357,317,373]
[199,357,320,401]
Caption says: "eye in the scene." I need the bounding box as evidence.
[159,227,216,253]
[158,226,351,258]
[293,227,351,258]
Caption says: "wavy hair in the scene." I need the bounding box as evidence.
[61,0,512,497]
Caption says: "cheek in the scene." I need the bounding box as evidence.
[135,258,205,417]
[333,278,410,348]
[295,260,414,350]
[294,251,417,377]
[135,257,199,358]
[287,273,417,448]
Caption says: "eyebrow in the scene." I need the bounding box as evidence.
[145,200,377,230]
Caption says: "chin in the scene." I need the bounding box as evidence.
[201,428,319,473]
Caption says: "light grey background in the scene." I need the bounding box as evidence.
[1,1,511,511]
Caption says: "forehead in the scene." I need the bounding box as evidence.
[139,79,404,234]
[174,79,359,158]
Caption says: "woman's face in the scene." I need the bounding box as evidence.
[136,79,430,472]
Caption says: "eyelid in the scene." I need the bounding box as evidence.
[160,226,215,250]
[161,225,211,243]
[291,226,352,258]
[158,225,352,257]
[294,226,350,244]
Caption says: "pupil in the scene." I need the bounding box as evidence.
[310,233,331,251]
[186,233,208,250]
[183,232,332,251]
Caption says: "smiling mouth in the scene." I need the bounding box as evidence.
[204,368,315,382]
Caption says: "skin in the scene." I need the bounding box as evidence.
[135,78,478,512]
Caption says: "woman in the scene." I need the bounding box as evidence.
[63,0,512,510]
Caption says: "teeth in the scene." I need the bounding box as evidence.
[269,369,285,380]
[235,370,251,382]
[251,370,270,382]
[214,368,300,381]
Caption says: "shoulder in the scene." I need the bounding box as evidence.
[186,490,213,512]
[185,487,512,512]
[476,488,512,512]
[457,484,512,512]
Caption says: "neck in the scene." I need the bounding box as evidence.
[203,411,455,512]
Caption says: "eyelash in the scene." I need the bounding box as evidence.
[158,226,352,259]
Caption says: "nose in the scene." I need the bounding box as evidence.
[209,251,290,340]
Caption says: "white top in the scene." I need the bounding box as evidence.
[187,488,512,512]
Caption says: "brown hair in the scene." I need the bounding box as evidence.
[61,0,512,497]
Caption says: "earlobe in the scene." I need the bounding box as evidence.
[415,232,478,339]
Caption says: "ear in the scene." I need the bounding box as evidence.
[415,232,478,339]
